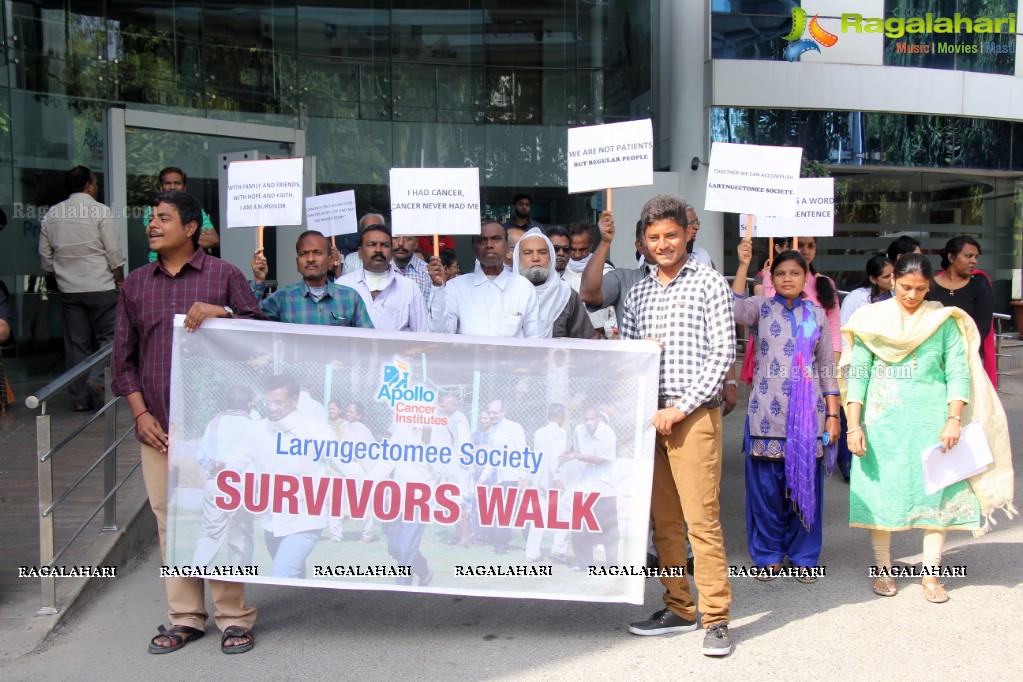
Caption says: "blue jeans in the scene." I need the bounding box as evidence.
[382,520,428,586]
[264,529,321,578]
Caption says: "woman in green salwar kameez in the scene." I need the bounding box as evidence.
[843,254,1015,603]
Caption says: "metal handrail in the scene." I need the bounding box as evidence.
[25,342,113,410]
[24,344,137,616]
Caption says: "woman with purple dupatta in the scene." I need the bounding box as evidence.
[732,241,840,582]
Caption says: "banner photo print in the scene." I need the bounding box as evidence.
[166,318,659,604]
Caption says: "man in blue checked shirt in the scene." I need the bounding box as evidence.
[251,231,374,328]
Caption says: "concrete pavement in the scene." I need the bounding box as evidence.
[3,379,1022,681]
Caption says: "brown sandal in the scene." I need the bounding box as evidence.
[148,624,204,654]
[221,625,255,654]
[922,579,949,604]
[872,576,897,597]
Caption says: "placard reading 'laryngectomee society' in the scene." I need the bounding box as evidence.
[165,317,660,603]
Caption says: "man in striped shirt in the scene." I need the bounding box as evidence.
[619,195,735,657]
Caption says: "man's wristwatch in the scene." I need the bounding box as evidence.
[223,306,234,318]
[723,380,738,388]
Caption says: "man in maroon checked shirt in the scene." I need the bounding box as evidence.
[112,190,264,655]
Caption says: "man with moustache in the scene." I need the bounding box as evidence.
[251,230,373,328]
[544,225,572,276]
[341,213,387,274]
[562,220,615,338]
[425,221,540,338]
[336,223,428,332]
[512,227,597,339]
[112,190,263,655]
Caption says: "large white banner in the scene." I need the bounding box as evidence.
[166,318,660,603]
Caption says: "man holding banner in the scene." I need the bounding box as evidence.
[252,230,374,329]
[426,221,541,338]
[112,190,263,655]
[619,195,735,657]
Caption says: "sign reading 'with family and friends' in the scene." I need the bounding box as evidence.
[226,157,305,228]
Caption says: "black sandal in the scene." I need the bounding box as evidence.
[221,625,255,654]
[148,624,204,654]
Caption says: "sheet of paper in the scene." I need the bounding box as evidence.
[920,422,994,496]
[226,157,304,228]
[389,167,481,236]
[755,178,835,237]
[305,190,358,237]
[704,142,802,218]
[566,119,653,193]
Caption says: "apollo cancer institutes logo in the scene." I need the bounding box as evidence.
[783,9,1017,60]
[377,359,448,427]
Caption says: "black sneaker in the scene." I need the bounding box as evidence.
[702,623,731,656]
[628,609,698,636]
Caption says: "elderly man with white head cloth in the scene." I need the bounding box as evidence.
[513,228,598,339]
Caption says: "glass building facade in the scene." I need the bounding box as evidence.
[709,1,1023,306]
[0,1,653,383]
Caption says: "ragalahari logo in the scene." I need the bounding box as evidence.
[782,7,839,61]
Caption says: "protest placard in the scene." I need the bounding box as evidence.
[749,178,835,238]
[704,142,802,218]
[226,157,304,232]
[305,190,358,238]
[567,119,653,195]
[166,318,659,603]
[389,168,481,237]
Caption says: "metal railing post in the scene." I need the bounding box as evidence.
[102,367,119,532]
[36,409,58,615]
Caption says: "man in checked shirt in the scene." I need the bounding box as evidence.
[618,195,735,658]
[113,191,263,655]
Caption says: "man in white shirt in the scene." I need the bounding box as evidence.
[341,213,386,275]
[247,375,339,578]
[426,221,541,338]
[524,403,576,562]
[192,386,257,567]
[337,223,428,332]
[482,399,527,554]
[344,402,379,543]
[563,407,619,569]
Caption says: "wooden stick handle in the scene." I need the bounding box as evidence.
[258,225,264,250]
[605,188,613,213]
[433,235,440,259]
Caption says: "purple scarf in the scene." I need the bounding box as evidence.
[783,301,830,528]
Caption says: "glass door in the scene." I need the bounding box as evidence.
[123,129,292,272]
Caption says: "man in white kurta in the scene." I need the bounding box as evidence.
[426,221,541,338]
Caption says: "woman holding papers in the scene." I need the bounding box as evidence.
[732,241,840,583]
[842,254,1015,603]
